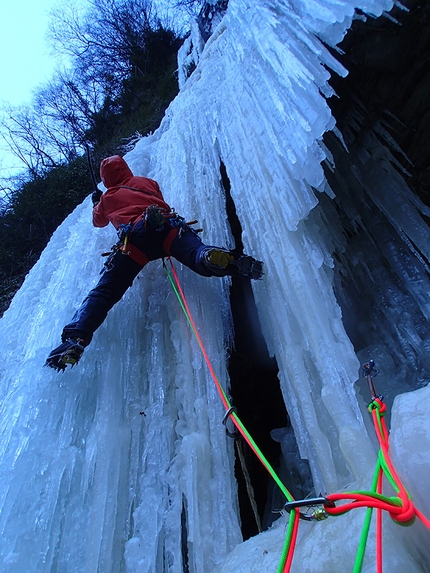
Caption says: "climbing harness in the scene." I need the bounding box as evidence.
[101,207,202,269]
[101,223,132,270]
[101,222,149,269]
[164,257,430,573]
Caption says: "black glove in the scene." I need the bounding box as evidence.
[92,189,103,206]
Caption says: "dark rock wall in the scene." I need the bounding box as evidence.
[323,0,430,396]
[329,0,430,207]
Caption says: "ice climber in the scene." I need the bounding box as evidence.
[46,155,263,371]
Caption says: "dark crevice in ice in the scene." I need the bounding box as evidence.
[219,161,313,540]
[181,497,190,573]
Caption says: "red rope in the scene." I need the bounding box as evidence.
[284,512,300,573]
[371,400,417,525]
[376,470,383,573]
[167,261,430,570]
[166,259,300,571]
[325,398,430,533]
[416,509,430,529]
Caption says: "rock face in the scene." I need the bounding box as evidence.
[197,0,229,42]
[317,0,430,399]
[329,0,430,208]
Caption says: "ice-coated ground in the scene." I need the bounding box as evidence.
[0,0,429,572]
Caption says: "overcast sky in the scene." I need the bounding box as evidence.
[0,0,187,108]
[0,0,188,175]
[0,0,91,175]
[0,0,67,107]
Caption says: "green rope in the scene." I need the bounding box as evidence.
[276,514,298,573]
[164,261,298,572]
[231,411,294,503]
[165,265,196,334]
[353,462,381,573]
[377,449,398,493]
[165,262,293,500]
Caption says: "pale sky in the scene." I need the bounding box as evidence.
[0,0,184,176]
[0,0,66,107]
[0,0,183,107]
[0,0,90,175]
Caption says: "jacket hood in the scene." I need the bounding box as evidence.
[100,155,133,188]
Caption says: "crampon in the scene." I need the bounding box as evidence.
[204,248,264,280]
[45,338,86,372]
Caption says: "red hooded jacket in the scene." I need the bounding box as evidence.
[93,155,171,229]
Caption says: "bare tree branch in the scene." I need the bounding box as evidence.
[0,0,182,177]
[48,0,161,98]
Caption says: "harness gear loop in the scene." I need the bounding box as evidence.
[144,204,168,230]
[139,205,202,235]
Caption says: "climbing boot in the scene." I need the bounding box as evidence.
[45,338,86,372]
[202,248,264,280]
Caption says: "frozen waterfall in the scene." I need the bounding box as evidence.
[1,0,429,572]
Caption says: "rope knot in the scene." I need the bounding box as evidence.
[369,398,386,415]
[389,491,416,526]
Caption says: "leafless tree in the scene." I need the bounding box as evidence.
[168,0,204,14]
[0,0,182,177]
[0,178,15,210]
[48,0,160,99]
[0,97,85,177]
[34,69,103,144]
[0,106,57,176]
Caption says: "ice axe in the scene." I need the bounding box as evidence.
[84,143,102,206]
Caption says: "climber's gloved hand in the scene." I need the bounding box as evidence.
[92,189,103,206]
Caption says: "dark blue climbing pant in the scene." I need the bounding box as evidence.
[62,220,216,344]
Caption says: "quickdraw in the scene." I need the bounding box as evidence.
[283,496,335,522]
